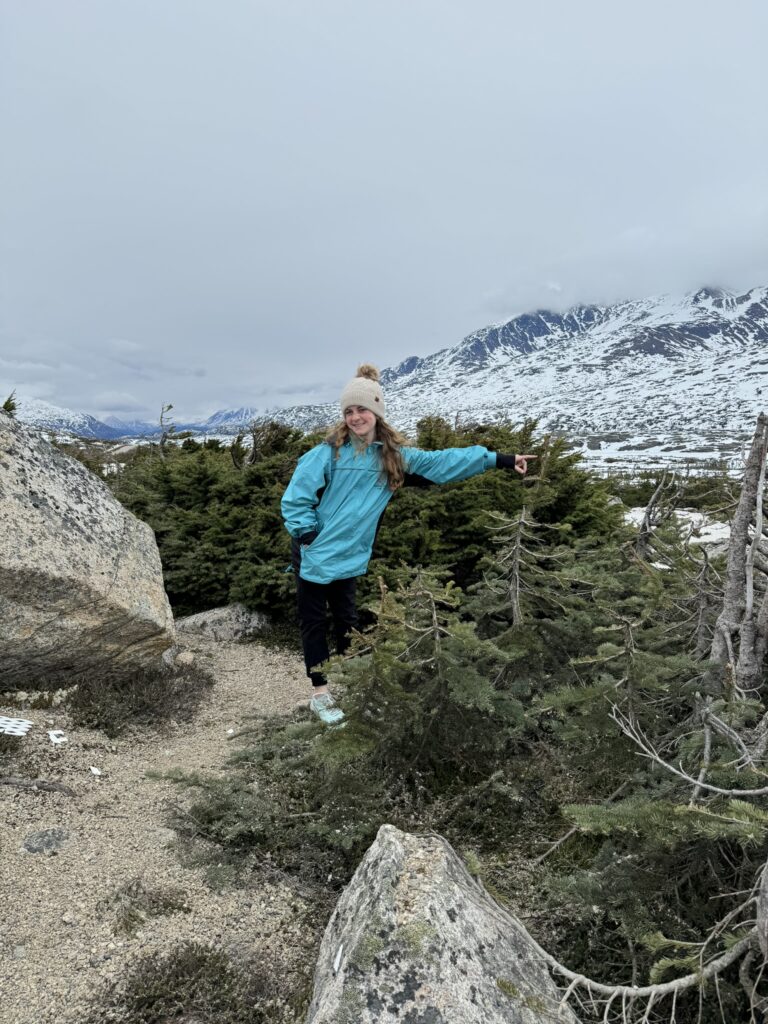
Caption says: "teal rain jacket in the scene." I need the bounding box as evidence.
[281,440,498,584]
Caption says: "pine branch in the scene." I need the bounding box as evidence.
[533,779,630,864]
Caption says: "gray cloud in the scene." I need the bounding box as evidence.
[90,390,146,415]
[2,0,767,421]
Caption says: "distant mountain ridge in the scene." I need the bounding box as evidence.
[379,286,765,381]
[103,414,158,436]
[272,285,768,469]
[11,285,768,469]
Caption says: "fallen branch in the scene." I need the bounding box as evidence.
[534,927,757,1010]
[0,775,75,796]
[611,707,768,797]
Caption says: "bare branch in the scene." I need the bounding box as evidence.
[710,415,768,692]
[533,924,757,1006]
[705,710,764,773]
[611,706,768,796]
[690,722,712,803]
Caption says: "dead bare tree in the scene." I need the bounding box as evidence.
[158,402,175,461]
[633,471,686,561]
[709,413,768,696]
[231,418,298,471]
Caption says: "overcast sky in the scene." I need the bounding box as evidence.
[2,0,767,423]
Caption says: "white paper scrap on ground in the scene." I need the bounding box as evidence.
[89,766,102,776]
[0,716,33,737]
[47,730,68,744]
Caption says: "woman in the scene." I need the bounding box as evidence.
[281,364,533,724]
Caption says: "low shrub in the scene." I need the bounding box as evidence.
[68,661,214,736]
[98,877,191,935]
[87,941,282,1024]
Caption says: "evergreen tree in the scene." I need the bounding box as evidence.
[171,567,527,881]
[2,390,17,417]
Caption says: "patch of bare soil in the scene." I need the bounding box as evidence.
[0,637,318,1024]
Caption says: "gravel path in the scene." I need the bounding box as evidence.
[0,638,316,1024]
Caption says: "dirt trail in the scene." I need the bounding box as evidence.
[0,637,313,1024]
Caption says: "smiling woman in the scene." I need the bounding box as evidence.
[280,364,535,724]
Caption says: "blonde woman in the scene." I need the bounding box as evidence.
[281,365,533,724]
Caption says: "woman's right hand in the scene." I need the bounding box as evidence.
[514,454,537,475]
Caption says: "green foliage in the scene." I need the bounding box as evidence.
[54,442,112,478]
[169,716,396,885]
[370,423,619,603]
[449,456,759,1018]
[112,415,762,1019]
[109,423,312,616]
[109,417,618,621]
[168,569,530,884]
[567,796,768,848]
[606,465,736,513]
[325,571,525,784]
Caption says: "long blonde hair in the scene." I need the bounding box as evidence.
[327,364,409,491]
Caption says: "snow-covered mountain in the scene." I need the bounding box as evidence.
[201,407,264,431]
[14,399,125,440]
[273,285,768,470]
[12,285,768,471]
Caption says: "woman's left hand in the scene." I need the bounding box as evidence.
[514,454,537,475]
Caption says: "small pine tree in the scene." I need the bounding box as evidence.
[2,390,17,417]
[324,569,523,790]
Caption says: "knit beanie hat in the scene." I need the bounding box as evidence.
[340,364,386,419]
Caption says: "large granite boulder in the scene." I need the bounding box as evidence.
[0,414,175,686]
[306,825,578,1024]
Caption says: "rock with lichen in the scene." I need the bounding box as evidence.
[0,414,174,686]
[175,603,268,642]
[306,824,579,1024]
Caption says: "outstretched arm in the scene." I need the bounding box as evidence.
[402,446,535,484]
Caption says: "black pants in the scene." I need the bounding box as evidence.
[296,573,359,687]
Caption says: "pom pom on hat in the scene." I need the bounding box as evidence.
[340,364,386,418]
[355,363,380,382]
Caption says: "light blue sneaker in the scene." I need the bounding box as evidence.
[309,692,345,726]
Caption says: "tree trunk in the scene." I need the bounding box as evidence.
[709,414,768,693]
